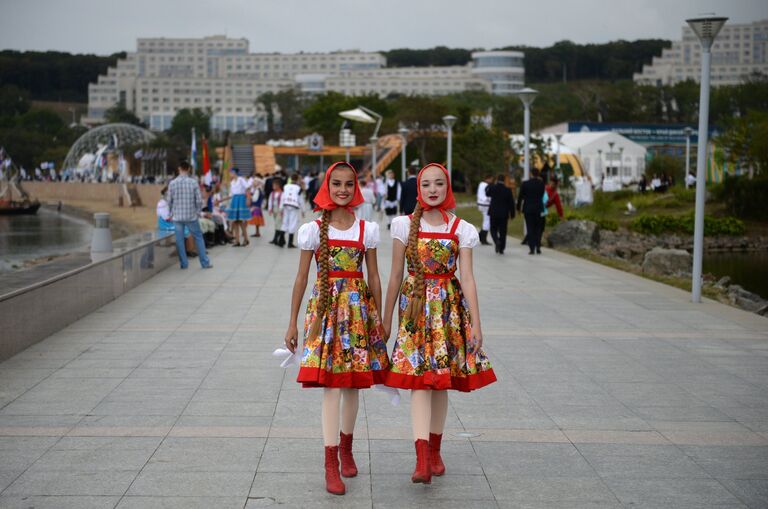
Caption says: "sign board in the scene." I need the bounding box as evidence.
[568,122,721,145]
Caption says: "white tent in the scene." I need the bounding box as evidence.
[554,132,646,186]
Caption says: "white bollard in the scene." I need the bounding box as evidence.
[91,212,114,261]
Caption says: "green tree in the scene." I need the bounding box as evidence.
[167,108,211,141]
[0,85,31,117]
[104,104,144,126]
[256,92,276,135]
[717,110,768,177]
[454,124,507,189]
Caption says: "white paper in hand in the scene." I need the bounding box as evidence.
[272,347,299,368]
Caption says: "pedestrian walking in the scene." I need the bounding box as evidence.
[400,165,418,215]
[538,176,564,251]
[280,175,304,248]
[284,162,390,496]
[476,175,493,245]
[267,179,284,246]
[382,169,401,229]
[381,163,496,485]
[517,168,546,255]
[167,161,212,269]
[485,174,516,254]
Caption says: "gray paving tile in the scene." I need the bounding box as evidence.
[145,437,264,471]
[680,445,768,479]
[487,473,618,504]
[0,496,120,509]
[717,478,768,509]
[4,469,138,496]
[127,470,255,497]
[603,478,746,508]
[371,473,494,502]
[248,472,371,506]
[472,442,596,478]
[117,497,245,509]
[575,443,712,479]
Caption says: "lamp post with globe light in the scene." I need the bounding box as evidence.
[443,115,457,182]
[398,127,409,181]
[687,14,727,303]
[514,88,539,180]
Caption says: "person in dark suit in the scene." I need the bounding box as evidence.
[485,173,516,254]
[517,169,546,255]
[400,165,418,215]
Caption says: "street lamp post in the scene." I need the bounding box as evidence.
[442,115,457,181]
[619,146,625,182]
[688,15,727,303]
[555,134,563,177]
[608,141,615,179]
[514,88,539,180]
[398,127,409,181]
[597,149,603,184]
[684,126,693,187]
[339,106,383,175]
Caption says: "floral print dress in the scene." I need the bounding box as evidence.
[298,220,390,388]
[386,216,496,392]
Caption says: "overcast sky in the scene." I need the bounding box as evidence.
[1,0,766,55]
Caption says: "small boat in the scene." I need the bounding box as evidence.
[0,180,40,215]
[0,199,41,215]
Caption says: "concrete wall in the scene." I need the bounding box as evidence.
[23,182,164,208]
[0,234,175,362]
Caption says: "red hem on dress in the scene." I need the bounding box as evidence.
[384,369,497,392]
[298,367,389,388]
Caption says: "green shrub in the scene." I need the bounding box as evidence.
[546,213,562,227]
[630,213,745,236]
[590,191,614,216]
[564,212,619,231]
[718,175,768,221]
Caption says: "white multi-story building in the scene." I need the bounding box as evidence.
[634,19,768,86]
[86,36,525,132]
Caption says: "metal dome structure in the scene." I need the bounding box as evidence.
[62,123,156,170]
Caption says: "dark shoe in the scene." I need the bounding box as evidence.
[429,433,445,476]
[411,439,432,484]
[324,446,346,495]
[202,264,213,269]
[287,234,296,249]
[536,248,542,254]
[339,432,358,478]
[479,230,491,245]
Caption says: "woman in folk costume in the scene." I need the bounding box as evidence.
[382,163,496,484]
[284,162,390,496]
[247,176,265,237]
[224,167,251,246]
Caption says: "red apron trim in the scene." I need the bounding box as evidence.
[298,367,389,388]
[327,270,364,278]
[384,369,497,392]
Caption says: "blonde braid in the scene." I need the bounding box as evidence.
[404,203,425,322]
[308,209,331,340]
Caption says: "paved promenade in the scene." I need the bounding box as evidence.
[1,220,767,508]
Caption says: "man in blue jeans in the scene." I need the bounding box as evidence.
[168,161,213,269]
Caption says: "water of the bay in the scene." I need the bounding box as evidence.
[0,208,93,272]
[704,251,768,299]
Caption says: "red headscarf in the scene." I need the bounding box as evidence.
[312,162,364,213]
[416,163,456,224]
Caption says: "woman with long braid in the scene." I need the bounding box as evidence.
[382,163,496,484]
[284,161,389,496]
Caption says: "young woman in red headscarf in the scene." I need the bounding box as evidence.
[284,161,390,496]
[381,163,497,484]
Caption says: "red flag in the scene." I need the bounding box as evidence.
[201,136,211,185]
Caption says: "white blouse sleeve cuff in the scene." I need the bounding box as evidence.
[390,216,409,245]
[458,220,480,249]
[297,221,319,251]
[364,221,380,249]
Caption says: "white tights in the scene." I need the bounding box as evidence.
[410,390,448,441]
[322,388,360,446]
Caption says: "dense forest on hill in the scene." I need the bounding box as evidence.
[382,39,671,81]
[0,50,125,102]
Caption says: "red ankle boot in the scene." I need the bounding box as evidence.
[429,432,446,476]
[324,446,346,495]
[411,439,432,484]
[339,432,358,477]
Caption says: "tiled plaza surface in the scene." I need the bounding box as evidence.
[0,220,766,508]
